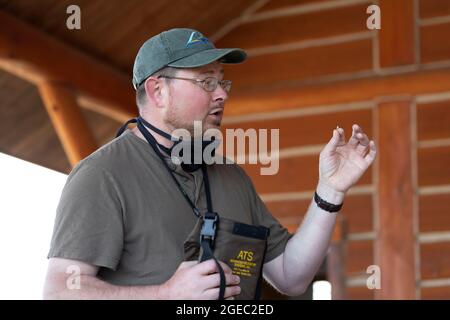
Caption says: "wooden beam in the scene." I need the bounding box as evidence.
[347,240,373,276]
[226,67,450,116]
[327,215,347,300]
[0,10,135,123]
[376,99,416,299]
[421,242,450,280]
[379,0,415,67]
[419,0,450,19]
[421,22,450,64]
[418,146,450,186]
[417,100,450,140]
[39,82,98,166]
[419,193,450,232]
[225,38,372,90]
[268,194,373,234]
[243,155,372,194]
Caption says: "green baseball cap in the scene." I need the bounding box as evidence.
[132,28,247,89]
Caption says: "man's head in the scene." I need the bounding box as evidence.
[133,28,246,134]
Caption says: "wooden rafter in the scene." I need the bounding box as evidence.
[0,10,136,123]
[226,66,450,116]
[39,82,98,166]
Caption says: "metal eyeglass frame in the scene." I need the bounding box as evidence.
[157,75,232,93]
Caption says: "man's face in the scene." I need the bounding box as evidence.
[163,61,228,135]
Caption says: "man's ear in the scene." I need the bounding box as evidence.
[144,77,165,108]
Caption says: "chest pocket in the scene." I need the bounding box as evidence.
[184,215,269,300]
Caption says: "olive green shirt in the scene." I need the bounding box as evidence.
[48,130,292,285]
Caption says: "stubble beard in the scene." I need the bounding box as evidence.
[164,104,220,137]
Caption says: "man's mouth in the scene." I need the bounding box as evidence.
[209,110,223,116]
[208,108,224,118]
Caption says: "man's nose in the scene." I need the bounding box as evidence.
[212,84,228,102]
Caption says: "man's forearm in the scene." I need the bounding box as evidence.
[282,181,345,294]
[44,274,164,300]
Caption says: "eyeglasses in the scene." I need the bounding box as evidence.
[158,75,232,93]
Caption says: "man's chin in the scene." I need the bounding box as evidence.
[205,121,221,131]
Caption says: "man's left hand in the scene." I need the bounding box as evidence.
[319,124,377,195]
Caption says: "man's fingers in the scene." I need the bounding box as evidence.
[218,261,233,275]
[365,140,377,164]
[194,259,218,275]
[337,127,345,142]
[223,285,241,299]
[204,285,241,300]
[204,272,240,289]
[349,124,371,156]
[322,128,343,155]
[348,124,360,148]
[355,132,370,155]
[178,260,198,270]
[195,259,232,275]
[356,132,370,146]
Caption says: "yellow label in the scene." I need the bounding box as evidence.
[229,250,256,277]
[237,250,254,261]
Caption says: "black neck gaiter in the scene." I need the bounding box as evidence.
[116,117,218,172]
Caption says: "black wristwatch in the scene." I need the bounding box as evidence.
[314,191,343,213]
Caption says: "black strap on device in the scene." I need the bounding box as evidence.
[198,166,225,300]
[116,118,226,300]
[199,212,225,300]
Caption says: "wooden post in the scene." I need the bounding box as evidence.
[327,215,347,300]
[39,82,97,166]
[376,99,416,299]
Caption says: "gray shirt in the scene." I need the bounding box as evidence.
[48,130,292,286]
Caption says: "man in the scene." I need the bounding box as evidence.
[43,28,376,299]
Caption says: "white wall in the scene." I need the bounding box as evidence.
[0,153,66,299]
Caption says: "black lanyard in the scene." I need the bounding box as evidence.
[117,117,213,217]
[116,118,225,300]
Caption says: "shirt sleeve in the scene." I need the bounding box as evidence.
[47,160,124,270]
[236,166,294,263]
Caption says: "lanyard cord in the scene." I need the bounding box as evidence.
[201,164,213,213]
[135,117,213,216]
[117,118,225,300]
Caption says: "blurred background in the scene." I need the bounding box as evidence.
[0,0,449,299]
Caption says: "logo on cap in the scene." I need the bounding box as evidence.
[186,31,210,48]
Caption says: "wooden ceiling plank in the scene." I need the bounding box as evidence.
[0,10,136,123]
[217,3,368,50]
